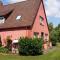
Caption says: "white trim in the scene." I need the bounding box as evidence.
[0,17,5,24]
[16,15,21,20]
[12,39,18,43]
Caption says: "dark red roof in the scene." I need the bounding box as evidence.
[0,0,41,29]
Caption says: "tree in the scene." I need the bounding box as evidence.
[55,24,60,30]
[48,23,53,33]
[58,24,60,28]
[48,23,60,46]
[0,36,2,47]
[55,24,60,42]
[48,23,54,42]
[58,29,60,42]
[50,30,58,46]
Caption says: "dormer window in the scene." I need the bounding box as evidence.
[16,15,21,20]
[0,16,5,24]
[39,16,44,25]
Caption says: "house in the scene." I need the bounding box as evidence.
[0,0,50,50]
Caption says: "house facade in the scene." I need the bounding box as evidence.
[0,0,50,50]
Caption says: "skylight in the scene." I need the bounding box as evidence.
[0,17,5,24]
[16,15,22,20]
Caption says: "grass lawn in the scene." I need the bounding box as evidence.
[0,44,60,60]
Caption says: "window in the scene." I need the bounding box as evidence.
[41,32,44,38]
[39,16,44,25]
[45,33,48,41]
[34,32,39,38]
[0,16,5,24]
[45,34,48,36]
[16,15,21,20]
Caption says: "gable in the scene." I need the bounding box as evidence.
[32,0,49,35]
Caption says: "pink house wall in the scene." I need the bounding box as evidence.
[29,1,49,50]
[0,29,28,46]
[30,1,49,38]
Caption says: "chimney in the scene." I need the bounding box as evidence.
[0,1,3,8]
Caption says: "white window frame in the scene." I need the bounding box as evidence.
[39,16,44,25]
[0,16,5,24]
[16,15,21,20]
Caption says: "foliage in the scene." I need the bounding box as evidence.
[0,44,60,60]
[55,24,60,42]
[6,36,12,51]
[18,37,43,55]
[48,23,60,46]
[50,30,58,46]
[0,36,2,47]
[58,30,60,42]
[58,24,60,28]
[0,47,9,53]
[48,23,53,33]
[48,23,54,42]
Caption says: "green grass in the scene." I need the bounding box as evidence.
[0,44,60,60]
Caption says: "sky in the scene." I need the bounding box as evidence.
[44,0,60,27]
[1,0,60,27]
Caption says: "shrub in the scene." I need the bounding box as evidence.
[57,30,60,42]
[50,30,58,46]
[6,36,12,51]
[18,37,43,55]
[0,36,2,47]
[0,47,9,53]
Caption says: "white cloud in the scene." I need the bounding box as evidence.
[8,0,26,4]
[44,0,60,18]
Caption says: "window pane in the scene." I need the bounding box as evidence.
[16,15,21,20]
[34,32,39,38]
[39,16,44,25]
[0,17,4,20]
[0,16,5,23]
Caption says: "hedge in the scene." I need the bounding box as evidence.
[18,37,43,56]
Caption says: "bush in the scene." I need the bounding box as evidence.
[18,37,43,55]
[0,36,2,47]
[0,47,9,53]
[6,36,12,51]
[50,30,58,46]
[57,30,60,42]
